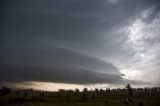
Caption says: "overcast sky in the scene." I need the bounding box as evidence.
[0,0,160,90]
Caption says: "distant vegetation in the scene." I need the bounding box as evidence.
[0,84,160,106]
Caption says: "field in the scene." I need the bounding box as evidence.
[0,87,160,106]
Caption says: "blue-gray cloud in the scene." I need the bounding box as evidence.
[0,47,122,84]
[0,0,160,85]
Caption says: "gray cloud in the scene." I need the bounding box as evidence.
[142,3,160,23]
[0,0,160,86]
[0,47,122,84]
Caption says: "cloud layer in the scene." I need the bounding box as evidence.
[0,0,160,86]
[0,47,122,84]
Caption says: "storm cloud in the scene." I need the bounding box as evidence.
[0,0,160,87]
[0,47,122,84]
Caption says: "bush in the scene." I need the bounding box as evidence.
[0,86,11,95]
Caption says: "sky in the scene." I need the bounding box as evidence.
[0,0,160,91]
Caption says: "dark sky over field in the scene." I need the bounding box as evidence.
[0,0,160,89]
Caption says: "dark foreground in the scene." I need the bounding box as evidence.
[0,87,160,106]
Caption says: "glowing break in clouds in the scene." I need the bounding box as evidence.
[121,6,160,85]
[0,81,125,91]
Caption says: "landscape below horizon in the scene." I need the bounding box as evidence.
[0,84,160,106]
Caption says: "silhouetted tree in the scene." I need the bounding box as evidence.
[105,88,111,93]
[83,88,88,92]
[126,84,133,98]
[95,88,99,92]
[58,89,65,92]
[0,86,11,95]
[100,89,104,92]
[68,89,74,93]
[74,88,80,93]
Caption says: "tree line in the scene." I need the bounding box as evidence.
[0,84,160,96]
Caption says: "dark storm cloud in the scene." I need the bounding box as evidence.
[0,47,122,84]
[0,0,160,85]
[1,0,158,56]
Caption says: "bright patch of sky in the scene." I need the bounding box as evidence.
[119,7,160,84]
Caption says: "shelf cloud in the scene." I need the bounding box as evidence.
[0,0,160,87]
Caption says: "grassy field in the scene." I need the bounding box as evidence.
[0,87,160,106]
